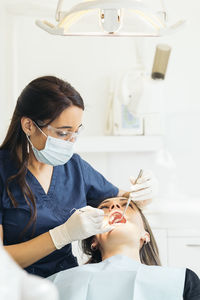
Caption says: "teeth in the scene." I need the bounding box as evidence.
[108,211,127,225]
[110,215,115,223]
[109,212,123,224]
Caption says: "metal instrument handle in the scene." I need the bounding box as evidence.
[121,169,143,219]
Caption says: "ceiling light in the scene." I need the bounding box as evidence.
[36,0,185,37]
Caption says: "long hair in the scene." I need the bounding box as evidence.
[0,76,84,235]
[82,202,161,266]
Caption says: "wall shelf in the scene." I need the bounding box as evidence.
[75,135,163,153]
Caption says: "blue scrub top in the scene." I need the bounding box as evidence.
[0,150,118,278]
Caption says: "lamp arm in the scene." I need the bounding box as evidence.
[160,0,168,21]
[56,0,65,21]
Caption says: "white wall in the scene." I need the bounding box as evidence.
[0,0,200,202]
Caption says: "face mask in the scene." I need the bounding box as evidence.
[27,126,74,166]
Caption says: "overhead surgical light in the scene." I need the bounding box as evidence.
[36,0,185,37]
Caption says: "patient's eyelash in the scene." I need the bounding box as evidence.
[99,201,134,210]
[122,202,134,209]
[99,205,109,209]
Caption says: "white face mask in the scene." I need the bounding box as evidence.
[27,125,74,166]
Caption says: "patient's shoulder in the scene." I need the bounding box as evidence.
[52,262,100,283]
[183,268,200,300]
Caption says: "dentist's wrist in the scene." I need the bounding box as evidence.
[49,223,72,250]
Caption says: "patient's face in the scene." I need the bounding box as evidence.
[95,197,147,249]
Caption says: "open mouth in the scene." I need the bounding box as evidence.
[109,211,126,225]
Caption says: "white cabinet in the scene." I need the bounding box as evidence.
[167,230,200,277]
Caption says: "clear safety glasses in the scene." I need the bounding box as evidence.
[35,121,84,142]
[46,124,84,141]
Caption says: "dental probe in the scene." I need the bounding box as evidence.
[120,169,144,220]
[78,208,109,216]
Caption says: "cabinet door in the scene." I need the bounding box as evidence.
[168,237,200,277]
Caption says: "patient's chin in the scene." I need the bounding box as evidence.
[102,232,139,249]
[102,222,140,243]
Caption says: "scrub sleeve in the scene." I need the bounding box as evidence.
[0,150,118,277]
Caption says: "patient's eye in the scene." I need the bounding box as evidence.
[99,205,109,209]
[122,202,134,209]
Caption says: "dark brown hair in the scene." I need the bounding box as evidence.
[82,200,161,266]
[0,76,84,235]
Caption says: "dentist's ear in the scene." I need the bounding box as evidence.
[21,117,36,136]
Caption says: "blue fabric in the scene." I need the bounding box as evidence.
[49,255,186,300]
[0,150,118,278]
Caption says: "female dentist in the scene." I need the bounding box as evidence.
[0,76,158,278]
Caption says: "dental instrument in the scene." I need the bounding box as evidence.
[77,207,110,216]
[120,169,143,220]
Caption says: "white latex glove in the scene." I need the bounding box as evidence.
[129,170,158,205]
[49,206,114,250]
[0,241,58,300]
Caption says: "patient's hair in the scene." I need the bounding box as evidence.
[82,201,161,266]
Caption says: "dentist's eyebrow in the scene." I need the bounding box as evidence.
[56,124,82,129]
[56,126,72,129]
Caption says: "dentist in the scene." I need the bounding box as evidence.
[0,76,158,278]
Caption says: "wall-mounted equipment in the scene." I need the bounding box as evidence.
[36,0,185,37]
[105,67,144,136]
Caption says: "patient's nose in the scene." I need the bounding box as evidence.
[109,202,121,211]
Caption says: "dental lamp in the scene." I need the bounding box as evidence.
[36,0,185,37]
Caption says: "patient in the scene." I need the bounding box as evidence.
[50,197,200,300]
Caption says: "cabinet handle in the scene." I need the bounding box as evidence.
[186,244,200,247]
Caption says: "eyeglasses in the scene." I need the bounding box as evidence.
[46,124,84,141]
[35,121,84,141]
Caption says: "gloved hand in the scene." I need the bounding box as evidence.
[49,206,114,250]
[129,170,158,206]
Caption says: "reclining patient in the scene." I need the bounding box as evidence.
[50,197,200,300]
